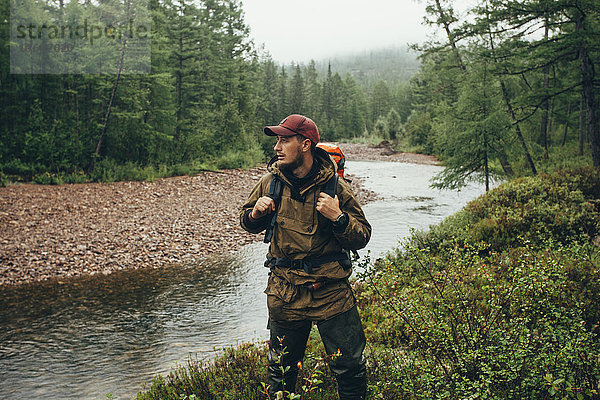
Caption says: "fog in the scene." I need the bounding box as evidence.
[242,0,476,64]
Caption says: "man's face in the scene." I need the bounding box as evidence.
[274,135,306,171]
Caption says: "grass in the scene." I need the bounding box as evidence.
[0,154,264,187]
[136,330,340,400]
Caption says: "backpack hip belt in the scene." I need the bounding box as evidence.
[264,252,351,274]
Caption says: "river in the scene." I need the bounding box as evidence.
[0,160,487,399]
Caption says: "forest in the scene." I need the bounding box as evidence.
[2,0,599,398]
[1,0,417,185]
[1,0,599,189]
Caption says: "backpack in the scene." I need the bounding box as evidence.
[316,143,346,179]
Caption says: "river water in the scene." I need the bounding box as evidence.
[0,161,487,399]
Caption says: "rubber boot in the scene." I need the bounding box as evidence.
[317,306,368,400]
[267,319,312,397]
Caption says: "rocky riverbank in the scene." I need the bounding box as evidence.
[0,145,437,286]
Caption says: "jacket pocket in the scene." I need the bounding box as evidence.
[310,280,351,301]
[264,273,298,303]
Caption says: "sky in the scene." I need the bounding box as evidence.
[241,0,475,64]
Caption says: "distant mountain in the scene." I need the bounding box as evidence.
[310,46,420,89]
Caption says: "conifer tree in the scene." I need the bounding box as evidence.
[289,64,305,114]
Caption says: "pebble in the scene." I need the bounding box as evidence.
[0,144,436,286]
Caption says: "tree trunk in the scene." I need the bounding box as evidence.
[497,151,514,176]
[487,23,537,175]
[539,22,550,155]
[176,23,183,146]
[547,97,554,145]
[579,95,585,156]
[577,15,599,167]
[433,0,466,72]
[75,78,80,145]
[483,127,490,192]
[561,102,571,146]
[500,80,537,175]
[92,34,127,170]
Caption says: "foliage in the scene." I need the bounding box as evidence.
[263,334,341,400]
[355,167,600,399]
[136,342,268,400]
[412,168,600,253]
[404,0,600,187]
[214,145,264,170]
[136,331,340,400]
[358,240,600,399]
[1,2,417,184]
[386,108,401,140]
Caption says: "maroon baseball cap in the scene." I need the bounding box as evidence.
[264,114,320,144]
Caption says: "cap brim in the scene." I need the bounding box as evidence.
[264,125,297,136]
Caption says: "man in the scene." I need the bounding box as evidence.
[240,114,372,399]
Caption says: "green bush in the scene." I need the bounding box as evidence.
[358,240,600,400]
[408,168,600,254]
[167,163,194,177]
[33,172,63,185]
[90,159,160,182]
[136,331,340,400]
[214,145,264,170]
[137,343,268,400]
[0,159,45,182]
[356,167,600,399]
[62,171,90,184]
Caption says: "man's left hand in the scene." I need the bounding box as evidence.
[316,193,342,221]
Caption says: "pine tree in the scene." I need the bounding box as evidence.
[304,60,321,120]
[289,64,305,114]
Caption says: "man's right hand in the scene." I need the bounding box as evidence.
[250,196,276,220]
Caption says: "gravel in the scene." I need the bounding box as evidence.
[0,144,437,286]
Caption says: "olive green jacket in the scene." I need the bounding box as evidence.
[240,148,371,321]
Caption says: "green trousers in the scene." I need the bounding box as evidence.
[267,306,367,399]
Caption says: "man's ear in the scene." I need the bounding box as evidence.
[301,137,312,152]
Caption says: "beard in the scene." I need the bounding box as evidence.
[279,146,304,172]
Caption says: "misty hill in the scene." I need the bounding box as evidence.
[312,46,420,89]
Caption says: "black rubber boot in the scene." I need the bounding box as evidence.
[266,319,312,397]
[317,306,368,400]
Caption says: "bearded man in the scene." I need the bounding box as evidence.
[240,114,372,399]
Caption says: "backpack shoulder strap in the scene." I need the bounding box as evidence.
[268,173,283,202]
[322,173,338,198]
[264,173,283,243]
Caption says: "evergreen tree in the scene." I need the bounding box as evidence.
[370,80,392,125]
[289,64,305,114]
[386,109,401,140]
[304,60,322,121]
[277,66,288,119]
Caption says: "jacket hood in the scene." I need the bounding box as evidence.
[267,147,337,186]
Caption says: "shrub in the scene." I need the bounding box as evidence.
[90,159,161,182]
[136,333,340,400]
[356,168,600,399]
[358,240,600,400]
[407,168,600,254]
[0,159,45,181]
[137,343,268,400]
[214,145,264,170]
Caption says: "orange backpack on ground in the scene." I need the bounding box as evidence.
[317,143,345,179]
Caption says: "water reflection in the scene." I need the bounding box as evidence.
[0,243,269,399]
[0,161,487,400]
[346,161,486,259]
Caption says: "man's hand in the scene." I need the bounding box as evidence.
[251,196,276,220]
[316,193,342,221]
